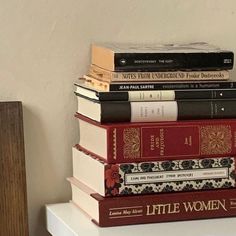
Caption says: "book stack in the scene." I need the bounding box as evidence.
[69,42,236,227]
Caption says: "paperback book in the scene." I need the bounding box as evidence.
[75,82,236,101]
[89,64,230,82]
[92,42,234,71]
[80,76,236,92]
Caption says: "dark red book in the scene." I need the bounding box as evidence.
[76,113,236,164]
[69,177,236,227]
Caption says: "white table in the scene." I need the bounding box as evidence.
[46,203,236,236]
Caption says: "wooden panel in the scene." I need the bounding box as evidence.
[0,102,29,236]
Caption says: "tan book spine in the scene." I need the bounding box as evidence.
[82,75,110,91]
[91,45,115,71]
[89,65,229,82]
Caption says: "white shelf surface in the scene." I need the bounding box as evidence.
[46,202,236,236]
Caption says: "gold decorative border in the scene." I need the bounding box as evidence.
[123,128,140,159]
[200,125,232,155]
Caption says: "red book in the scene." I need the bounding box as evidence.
[69,177,236,227]
[76,113,236,164]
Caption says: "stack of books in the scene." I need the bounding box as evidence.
[69,42,236,227]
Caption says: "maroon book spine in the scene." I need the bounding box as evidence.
[76,114,236,164]
[95,188,236,227]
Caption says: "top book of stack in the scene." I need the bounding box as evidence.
[91,42,234,72]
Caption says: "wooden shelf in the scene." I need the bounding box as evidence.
[0,102,29,236]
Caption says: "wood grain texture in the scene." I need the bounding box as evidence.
[0,102,29,236]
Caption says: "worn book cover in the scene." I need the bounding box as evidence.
[92,42,234,71]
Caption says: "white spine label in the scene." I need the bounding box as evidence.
[125,168,229,185]
[128,90,175,101]
[130,101,178,122]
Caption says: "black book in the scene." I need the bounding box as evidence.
[76,95,236,123]
[92,42,234,72]
[75,80,236,92]
[75,82,236,101]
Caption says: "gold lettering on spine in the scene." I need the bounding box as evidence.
[146,205,155,216]
[183,200,227,212]
[109,206,144,219]
[184,136,192,146]
[150,135,155,151]
[230,199,236,208]
[148,129,165,155]
[146,199,227,216]
[159,128,165,156]
[146,203,180,215]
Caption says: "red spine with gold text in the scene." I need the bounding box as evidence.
[69,177,236,227]
[76,114,236,164]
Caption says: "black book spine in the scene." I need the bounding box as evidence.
[97,89,236,101]
[99,92,129,101]
[109,81,236,91]
[100,102,131,122]
[178,100,236,120]
[175,89,236,100]
[99,100,236,123]
[114,52,234,71]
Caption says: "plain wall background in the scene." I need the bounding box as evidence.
[1,0,236,235]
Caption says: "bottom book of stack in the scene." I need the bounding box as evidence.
[67,147,236,227]
[68,178,236,227]
[46,203,236,236]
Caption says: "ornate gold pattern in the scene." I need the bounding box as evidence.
[123,128,140,159]
[200,125,232,155]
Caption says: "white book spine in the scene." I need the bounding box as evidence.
[130,101,178,122]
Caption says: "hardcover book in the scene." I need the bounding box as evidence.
[89,64,230,82]
[76,114,236,163]
[72,147,235,197]
[91,42,234,71]
[80,76,236,92]
[69,177,236,227]
[75,82,236,102]
[76,95,236,123]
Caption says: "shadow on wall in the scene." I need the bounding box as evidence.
[23,104,74,236]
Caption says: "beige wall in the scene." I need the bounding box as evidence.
[0,0,236,235]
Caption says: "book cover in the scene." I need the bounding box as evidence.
[75,82,236,102]
[69,177,236,227]
[76,95,236,123]
[73,147,235,197]
[89,64,230,82]
[80,76,236,92]
[92,42,234,71]
[76,114,236,163]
